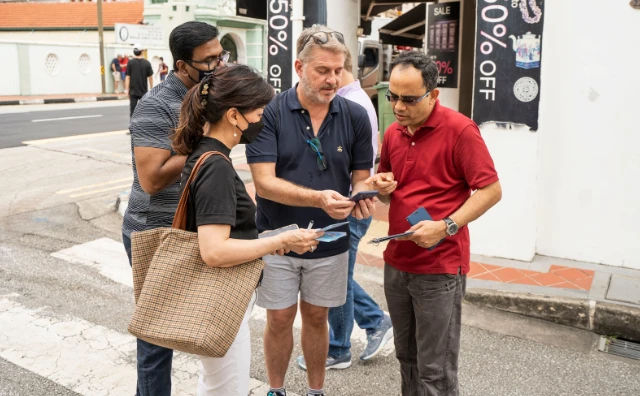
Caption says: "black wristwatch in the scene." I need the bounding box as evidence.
[443,217,459,236]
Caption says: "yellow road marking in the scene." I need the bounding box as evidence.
[84,148,131,160]
[22,130,128,145]
[69,183,131,198]
[56,177,131,195]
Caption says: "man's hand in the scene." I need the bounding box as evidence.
[366,172,397,196]
[351,196,376,220]
[401,220,447,249]
[318,190,355,220]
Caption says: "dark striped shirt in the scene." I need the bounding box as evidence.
[122,72,188,237]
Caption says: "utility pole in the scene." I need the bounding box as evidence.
[97,0,106,94]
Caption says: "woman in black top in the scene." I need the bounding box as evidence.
[171,65,319,395]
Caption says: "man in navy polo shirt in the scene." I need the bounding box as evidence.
[369,51,502,395]
[246,26,375,396]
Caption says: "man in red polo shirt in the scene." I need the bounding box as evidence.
[368,51,502,395]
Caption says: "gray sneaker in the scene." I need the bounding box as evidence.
[359,313,393,361]
[296,353,352,370]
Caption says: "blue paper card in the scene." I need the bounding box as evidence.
[406,207,441,250]
[316,231,347,242]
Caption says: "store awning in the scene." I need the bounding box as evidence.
[360,0,430,35]
[378,3,427,47]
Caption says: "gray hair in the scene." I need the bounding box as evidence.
[296,25,347,62]
[390,51,439,91]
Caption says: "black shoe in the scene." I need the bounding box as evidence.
[267,390,286,396]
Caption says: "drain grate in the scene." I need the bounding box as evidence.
[598,336,640,360]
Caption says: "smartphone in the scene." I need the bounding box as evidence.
[349,190,378,202]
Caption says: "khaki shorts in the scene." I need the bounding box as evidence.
[256,252,349,310]
[112,71,121,82]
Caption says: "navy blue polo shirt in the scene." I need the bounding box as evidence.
[246,85,373,259]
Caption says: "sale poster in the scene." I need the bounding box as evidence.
[426,2,460,89]
[472,0,545,131]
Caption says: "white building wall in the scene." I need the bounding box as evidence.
[0,40,170,95]
[535,0,640,268]
[27,43,102,94]
[471,0,640,269]
[0,43,20,95]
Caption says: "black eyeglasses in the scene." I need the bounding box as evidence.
[385,89,431,105]
[188,50,231,70]
[300,31,345,52]
[306,138,328,171]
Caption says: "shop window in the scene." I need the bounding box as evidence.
[220,35,238,64]
[360,47,379,78]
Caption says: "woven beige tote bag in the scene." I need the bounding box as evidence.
[128,151,264,357]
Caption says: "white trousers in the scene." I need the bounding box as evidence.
[197,293,255,396]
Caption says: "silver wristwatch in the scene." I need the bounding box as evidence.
[443,217,459,236]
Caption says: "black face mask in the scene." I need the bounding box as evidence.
[186,63,215,84]
[236,113,264,144]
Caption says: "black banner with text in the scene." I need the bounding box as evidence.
[472,0,545,131]
[267,0,293,94]
[427,2,460,88]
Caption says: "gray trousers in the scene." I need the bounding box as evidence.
[384,264,466,396]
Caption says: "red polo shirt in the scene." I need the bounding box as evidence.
[378,100,498,275]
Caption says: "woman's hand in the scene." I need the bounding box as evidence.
[279,229,321,255]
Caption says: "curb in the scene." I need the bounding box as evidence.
[464,288,640,342]
[0,95,125,106]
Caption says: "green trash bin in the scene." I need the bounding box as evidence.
[374,82,394,142]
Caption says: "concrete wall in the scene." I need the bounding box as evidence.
[470,0,640,269]
[0,40,171,95]
[0,43,20,95]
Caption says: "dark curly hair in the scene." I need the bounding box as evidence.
[390,51,439,91]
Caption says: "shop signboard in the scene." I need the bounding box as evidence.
[472,0,545,130]
[115,24,164,48]
[426,1,460,88]
[267,0,293,93]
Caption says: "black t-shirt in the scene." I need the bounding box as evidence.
[126,57,153,97]
[180,137,258,240]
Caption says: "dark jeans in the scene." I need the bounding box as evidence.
[384,264,466,396]
[123,232,173,396]
[328,216,384,357]
[129,95,142,117]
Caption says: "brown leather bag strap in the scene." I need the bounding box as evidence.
[172,150,231,230]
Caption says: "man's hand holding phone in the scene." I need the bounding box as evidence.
[318,190,355,220]
[349,190,377,220]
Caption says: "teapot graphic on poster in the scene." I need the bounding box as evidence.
[509,32,541,69]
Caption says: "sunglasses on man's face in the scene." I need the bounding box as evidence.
[301,31,345,52]
[306,138,328,171]
[385,89,431,106]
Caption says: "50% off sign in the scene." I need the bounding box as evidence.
[477,0,510,101]
[267,0,292,93]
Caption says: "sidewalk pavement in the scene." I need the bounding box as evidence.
[0,93,127,106]
[116,160,640,346]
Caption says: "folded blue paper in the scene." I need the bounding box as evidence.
[316,231,346,242]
